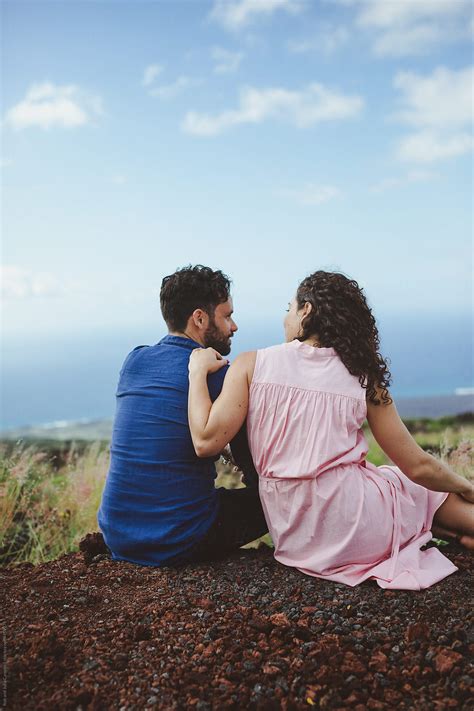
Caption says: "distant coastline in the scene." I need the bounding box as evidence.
[396,392,473,419]
[1,392,473,441]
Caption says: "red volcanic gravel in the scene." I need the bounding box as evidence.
[3,536,473,710]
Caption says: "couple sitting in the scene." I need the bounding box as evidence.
[98,265,474,590]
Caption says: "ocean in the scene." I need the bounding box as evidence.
[1,314,472,431]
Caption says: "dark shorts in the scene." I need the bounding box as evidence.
[167,484,268,566]
[166,422,268,566]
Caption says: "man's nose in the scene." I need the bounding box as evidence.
[231,320,238,333]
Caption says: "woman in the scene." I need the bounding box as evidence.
[188,271,474,590]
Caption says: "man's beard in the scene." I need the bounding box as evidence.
[203,319,232,356]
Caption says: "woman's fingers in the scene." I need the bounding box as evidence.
[189,347,229,375]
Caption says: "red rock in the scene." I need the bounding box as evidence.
[369,650,388,672]
[3,538,471,710]
[384,689,402,704]
[262,664,280,676]
[345,692,360,704]
[270,612,290,628]
[408,664,420,677]
[434,649,463,674]
[249,614,271,632]
[315,665,329,681]
[341,651,366,675]
[196,598,213,610]
[406,621,430,642]
[366,700,386,710]
[433,700,459,709]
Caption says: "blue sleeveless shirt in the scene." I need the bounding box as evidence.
[98,335,227,566]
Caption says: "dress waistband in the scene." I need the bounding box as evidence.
[259,461,366,481]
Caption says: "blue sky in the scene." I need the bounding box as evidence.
[2,0,473,346]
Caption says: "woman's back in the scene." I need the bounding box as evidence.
[247,339,368,479]
[246,339,457,591]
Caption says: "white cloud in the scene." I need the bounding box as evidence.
[394,66,472,130]
[397,131,474,164]
[353,0,473,57]
[182,82,364,136]
[356,0,468,28]
[211,47,244,74]
[142,64,164,87]
[288,25,349,55]
[3,82,103,130]
[0,158,13,168]
[149,76,202,100]
[210,0,305,31]
[280,183,342,205]
[1,266,61,299]
[111,174,127,185]
[372,23,442,58]
[393,66,473,163]
[369,169,438,193]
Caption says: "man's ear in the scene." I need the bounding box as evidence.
[191,309,209,331]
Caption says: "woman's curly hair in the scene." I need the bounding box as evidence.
[296,271,392,405]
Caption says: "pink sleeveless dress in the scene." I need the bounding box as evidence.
[247,340,458,590]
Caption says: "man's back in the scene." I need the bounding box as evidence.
[98,335,226,566]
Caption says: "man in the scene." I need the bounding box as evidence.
[98,265,268,566]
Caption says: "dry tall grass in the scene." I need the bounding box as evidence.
[1,428,472,566]
[0,442,108,565]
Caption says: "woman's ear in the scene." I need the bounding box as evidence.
[297,301,313,337]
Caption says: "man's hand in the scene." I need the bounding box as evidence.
[189,347,229,376]
[221,445,239,469]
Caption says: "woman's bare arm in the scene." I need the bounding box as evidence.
[366,392,473,499]
[188,349,256,457]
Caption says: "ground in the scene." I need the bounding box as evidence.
[3,536,473,710]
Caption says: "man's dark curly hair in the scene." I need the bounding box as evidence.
[296,271,392,405]
[160,264,231,331]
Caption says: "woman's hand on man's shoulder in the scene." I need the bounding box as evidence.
[189,347,229,376]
